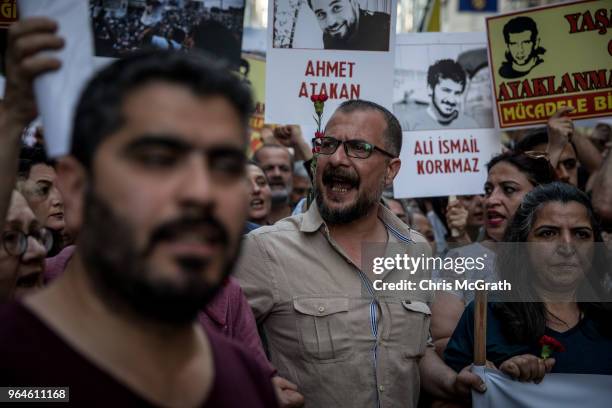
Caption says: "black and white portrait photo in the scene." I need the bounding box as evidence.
[393,37,494,131]
[498,16,545,79]
[272,0,391,51]
[90,0,245,68]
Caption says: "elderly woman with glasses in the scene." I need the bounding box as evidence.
[0,190,52,301]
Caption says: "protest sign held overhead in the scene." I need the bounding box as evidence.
[18,0,96,158]
[393,32,501,198]
[89,0,245,69]
[487,0,612,129]
[265,0,396,125]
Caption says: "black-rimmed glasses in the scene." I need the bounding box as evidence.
[312,136,396,159]
[1,228,53,257]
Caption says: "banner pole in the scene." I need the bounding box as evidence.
[474,290,487,365]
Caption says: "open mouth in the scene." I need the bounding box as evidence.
[325,176,358,196]
[486,210,505,227]
[328,23,346,36]
[250,198,265,210]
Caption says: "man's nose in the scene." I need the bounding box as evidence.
[556,165,570,183]
[326,14,340,28]
[328,143,351,167]
[177,154,215,208]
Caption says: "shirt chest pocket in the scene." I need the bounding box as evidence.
[293,296,353,362]
[383,300,431,358]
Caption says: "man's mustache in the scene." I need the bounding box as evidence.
[145,214,229,255]
[322,166,360,188]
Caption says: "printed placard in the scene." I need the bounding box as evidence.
[265,0,396,126]
[486,0,612,128]
[393,32,501,198]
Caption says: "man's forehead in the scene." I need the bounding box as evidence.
[313,0,346,10]
[257,147,291,164]
[108,83,245,149]
[326,109,387,141]
[509,31,532,41]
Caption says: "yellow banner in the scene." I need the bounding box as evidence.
[486,0,612,128]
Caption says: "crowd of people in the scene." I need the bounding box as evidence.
[0,13,611,408]
[91,0,244,58]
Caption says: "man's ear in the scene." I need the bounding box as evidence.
[56,156,87,235]
[384,157,401,187]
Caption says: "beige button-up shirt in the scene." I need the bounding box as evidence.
[235,203,433,408]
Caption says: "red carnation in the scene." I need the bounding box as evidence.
[315,131,324,138]
[310,94,318,102]
[539,335,565,359]
[319,93,328,102]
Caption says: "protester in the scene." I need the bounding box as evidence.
[0,18,277,406]
[246,161,272,228]
[253,144,294,223]
[445,195,484,244]
[17,144,68,256]
[430,151,556,356]
[0,190,50,301]
[290,161,311,208]
[236,99,486,408]
[445,182,612,377]
[384,196,410,226]
[412,211,437,254]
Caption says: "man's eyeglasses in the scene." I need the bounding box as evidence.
[312,136,396,159]
[1,228,53,257]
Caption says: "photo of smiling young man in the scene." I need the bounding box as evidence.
[395,59,480,131]
[272,0,391,51]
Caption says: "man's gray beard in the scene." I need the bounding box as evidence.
[270,189,290,206]
[315,181,383,225]
[78,188,238,326]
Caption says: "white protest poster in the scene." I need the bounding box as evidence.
[265,0,396,127]
[18,0,95,158]
[393,32,501,198]
[472,366,612,408]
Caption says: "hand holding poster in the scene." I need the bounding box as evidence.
[487,0,612,128]
[393,32,501,198]
[265,0,396,126]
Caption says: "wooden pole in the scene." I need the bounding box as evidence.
[474,290,487,365]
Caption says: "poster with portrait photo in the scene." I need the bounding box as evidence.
[486,0,612,129]
[272,0,392,51]
[89,0,245,68]
[393,32,501,198]
[265,0,396,126]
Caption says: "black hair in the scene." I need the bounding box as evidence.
[493,182,612,342]
[426,59,467,93]
[503,16,538,44]
[486,151,556,186]
[333,99,402,157]
[71,49,253,170]
[18,144,56,179]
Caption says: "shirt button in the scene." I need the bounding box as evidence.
[379,385,385,392]
[318,306,325,313]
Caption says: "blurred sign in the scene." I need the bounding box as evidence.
[0,0,17,28]
[459,0,497,13]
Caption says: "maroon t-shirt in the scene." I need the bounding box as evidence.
[0,302,278,407]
